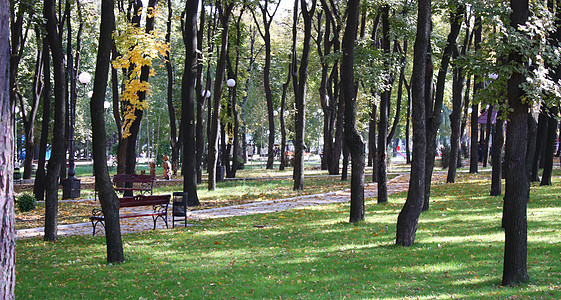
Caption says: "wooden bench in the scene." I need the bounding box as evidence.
[94,174,154,200]
[113,174,155,196]
[89,194,170,236]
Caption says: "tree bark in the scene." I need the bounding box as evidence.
[0,0,15,293]
[396,0,430,247]
[530,110,547,181]
[34,38,51,201]
[166,0,181,176]
[502,0,529,286]
[44,0,67,241]
[424,2,462,210]
[377,5,390,204]
[181,0,200,205]
[490,109,504,196]
[470,16,482,173]
[91,0,125,263]
[208,2,233,191]
[540,106,557,186]
[342,0,364,223]
[293,0,316,191]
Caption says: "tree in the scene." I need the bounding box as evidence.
[33,39,51,201]
[181,0,200,205]
[0,0,15,293]
[208,0,233,191]
[447,9,469,184]
[165,0,181,175]
[423,1,462,210]
[342,0,364,223]
[90,0,125,263]
[44,0,68,241]
[502,0,529,286]
[376,4,391,204]
[470,16,482,174]
[293,0,316,190]
[396,0,430,246]
[251,0,281,170]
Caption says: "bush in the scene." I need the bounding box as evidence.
[17,193,37,212]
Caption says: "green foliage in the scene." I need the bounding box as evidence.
[17,193,36,212]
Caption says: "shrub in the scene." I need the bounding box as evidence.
[17,193,37,212]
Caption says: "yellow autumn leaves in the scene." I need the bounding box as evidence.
[112,17,168,138]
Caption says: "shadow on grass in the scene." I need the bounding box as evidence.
[15,172,561,299]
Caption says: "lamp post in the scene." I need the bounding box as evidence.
[63,71,90,199]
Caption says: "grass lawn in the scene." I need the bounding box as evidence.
[16,171,560,299]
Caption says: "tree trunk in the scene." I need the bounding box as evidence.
[377,5,390,204]
[166,0,181,176]
[208,2,233,191]
[396,0,430,247]
[34,38,51,201]
[502,0,529,286]
[44,0,67,241]
[530,110,547,181]
[540,106,557,186]
[181,0,200,205]
[424,2,462,210]
[293,0,316,191]
[470,16,482,173]
[490,110,504,196]
[447,66,464,183]
[370,101,378,182]
[91,0,125,263]
[342,0,364,223]
[0,0,15,293]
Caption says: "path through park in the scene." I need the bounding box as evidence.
[16,173,420,239]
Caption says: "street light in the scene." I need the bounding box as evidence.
[202,89,211,98]
[226,78,236,88]
[63,71,90,199]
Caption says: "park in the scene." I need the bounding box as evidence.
[1,0,561,298]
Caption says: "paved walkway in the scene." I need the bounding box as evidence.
[16,174,411,239]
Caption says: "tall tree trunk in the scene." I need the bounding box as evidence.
[502,0,529,286]
[195,1,208,184]
[208,2,233,191]
[293,0,316,191]
[540,106,557,186]
[377,5,390,204]
[34,38,51,201]
[530,108,547,182]
[166,0,181,175]
[405,75,411,164]
[447,16,468,183]
[423,2,462,210]
[181,0,201,205]
[370,101,378,182]
[0,0,15,293]
[342,0,364,223]
[470,16,482,173]
[490,109,504,196]
[21,30,43,179]
[279,60,291,171]
[396,0,430,247]
[44,0,67,241]
[91,0,124,263]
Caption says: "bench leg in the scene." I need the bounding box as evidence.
[91,219,105,236]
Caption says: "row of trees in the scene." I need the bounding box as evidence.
[3,0,561,296]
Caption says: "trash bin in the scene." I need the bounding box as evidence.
[172,192,188,228]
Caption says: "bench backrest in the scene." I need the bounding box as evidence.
[119,194,170,208]
[113,174,155,183]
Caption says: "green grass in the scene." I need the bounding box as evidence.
[16,172,560,299]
